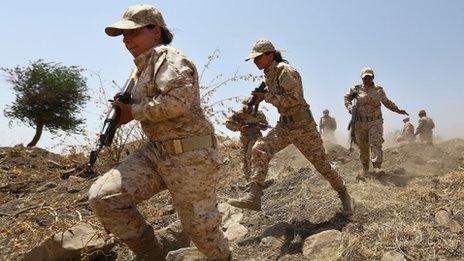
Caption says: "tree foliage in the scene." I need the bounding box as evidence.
[2,60,89,146]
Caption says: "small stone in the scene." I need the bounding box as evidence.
[36,182,57,192]
[380,251,406,261]
[166,247,207,261]
[164,204,176,215]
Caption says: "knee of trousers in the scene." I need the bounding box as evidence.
[88,169,131,214]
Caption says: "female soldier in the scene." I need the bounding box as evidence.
[228,39,353,217]
[88,4,230,260]
[344,67,408,179]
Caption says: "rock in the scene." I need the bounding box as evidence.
[392,167,406,175]
[218,203,248,242]
[435,208,463,233]
[67,176,86,193]
[166,247,207,261]
[23,222,114,261]
[302,230,343,260]
[260,236,281,249]
[36,181,57,192]
[156,220,191,256]
[163,204,176,215]
[380,251,406,261]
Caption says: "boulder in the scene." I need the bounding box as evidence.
[302,230,343,260]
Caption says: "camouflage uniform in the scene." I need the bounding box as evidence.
[89,5,230,260]
[225,108,268,180]
[229,39,352,216]
[396,117,415,143]
[415,110,435,144]
[344,67,406,171]
[319,110,337,143]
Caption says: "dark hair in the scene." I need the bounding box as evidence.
[146,25,173,44]
[271,51,288,63]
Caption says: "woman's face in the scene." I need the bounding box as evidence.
[122,26,161,57]
[253,52,274,70]
[362,75,374,86]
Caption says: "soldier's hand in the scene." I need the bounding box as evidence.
[398,110,409,116]
[113,100,134,127]
[347,106,353,114]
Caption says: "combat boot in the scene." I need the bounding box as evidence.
[227,182,263,211]
[126,225,165,261]
[338,189,354,217]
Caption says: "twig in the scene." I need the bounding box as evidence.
[76,210,83,221]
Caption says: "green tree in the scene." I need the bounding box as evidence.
[2,60,89,147]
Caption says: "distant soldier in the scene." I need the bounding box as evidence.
[396,117,415,143]
[344,67,408,179]
[415,109,435,145]
[319,109,337,143]
[225,99,269,180]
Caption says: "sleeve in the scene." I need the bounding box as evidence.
[344,87,356,110]
[225,113,241,132]
[263,67,302,107]
[415,119,425,134]
[378,87,401,113]
[131,52,197,123]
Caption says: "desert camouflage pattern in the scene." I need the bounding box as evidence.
[130,45,215,141]
[263,61,310,116]
[344,84,402,164]
[89,45,230,259]
[225,109,268,178]
[251,61,346,193]
[416,116,435,143]
[319,115,337,142]
[397,122,415,143]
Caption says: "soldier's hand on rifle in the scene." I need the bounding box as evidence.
[112,100,134,126]
[347,105,353,114]
[398,109,409,116]
[252,91,265,103]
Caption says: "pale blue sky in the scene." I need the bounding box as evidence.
[1,0,463,151]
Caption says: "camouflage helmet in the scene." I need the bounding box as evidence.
[418,109,427,116]
[105,4,167,37]
[323,109,329,115]
[245,38,276,61]
[403,117,410,122]
[361,67,374,78]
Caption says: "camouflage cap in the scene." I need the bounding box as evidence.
[323,109,329,114]
[361,67,374,78]
[245,39,276,61]
[105,4,166,37]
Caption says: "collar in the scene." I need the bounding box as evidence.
[264,61,278,77]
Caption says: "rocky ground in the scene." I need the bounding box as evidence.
[0,138,463,260]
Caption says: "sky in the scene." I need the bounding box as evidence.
[1,0,463,152]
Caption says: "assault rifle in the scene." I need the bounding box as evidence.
[246,81,267,115]
[88,73,136,169]
[347,93,358,152]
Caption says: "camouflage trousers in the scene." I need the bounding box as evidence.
[418,131,433,144]
[88,142,230,259]
[354,118,384,165]
[321,129,336,143]
[240,134,261,179]
[250,116,346,193]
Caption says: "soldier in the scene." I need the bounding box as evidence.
[225,99,269,180]
[88,4,230,260]
[319,109,337,143]
[227,39,353,217]
[344,67,408,179]
[396,117,415,143]
[415,109,435,145]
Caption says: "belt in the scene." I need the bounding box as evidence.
[356,115,382,122]
[152,134,216,154]
[279,110,313,124]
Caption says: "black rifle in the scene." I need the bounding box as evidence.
[244,122,271,131]
[347,93,358,151]
[88,75,136,169]
[246,81,266,114]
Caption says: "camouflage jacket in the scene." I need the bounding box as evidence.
[344,84,402,118]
